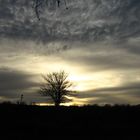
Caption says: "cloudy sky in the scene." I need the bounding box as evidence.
[0,0,140,105]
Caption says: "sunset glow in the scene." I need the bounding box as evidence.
[0,0,140,105]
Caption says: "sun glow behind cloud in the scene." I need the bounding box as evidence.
[36,97,90,106]
[24,53,124,105]
[25,54,122,93]
[0,0,140,105]
[0,38,140,105]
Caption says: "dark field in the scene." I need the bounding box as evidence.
[0,104,140,139]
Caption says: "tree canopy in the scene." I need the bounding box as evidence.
[40,71,74,106]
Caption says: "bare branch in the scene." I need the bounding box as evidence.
[39,71,75,106]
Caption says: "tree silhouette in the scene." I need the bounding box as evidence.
[39,71,74,106]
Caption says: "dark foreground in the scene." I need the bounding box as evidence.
[0,104,140,139]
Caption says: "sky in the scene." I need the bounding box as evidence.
[0,0,140,105]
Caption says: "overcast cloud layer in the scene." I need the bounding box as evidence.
[0,0,140,105]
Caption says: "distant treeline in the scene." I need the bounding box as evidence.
[0,100,140,108]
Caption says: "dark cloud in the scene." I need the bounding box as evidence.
[78,81,140,104]
[0,0,140,42]
[119,38,140,55]
[0,67,40,101]
[61,42,140,72]
[93,82,140,93]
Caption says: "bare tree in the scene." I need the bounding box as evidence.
[39,71,74,106]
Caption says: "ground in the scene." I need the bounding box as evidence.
[0,104,140,139]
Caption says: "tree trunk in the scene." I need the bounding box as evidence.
[55,102,60,107]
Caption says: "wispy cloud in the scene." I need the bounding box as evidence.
[0,0,140,42]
